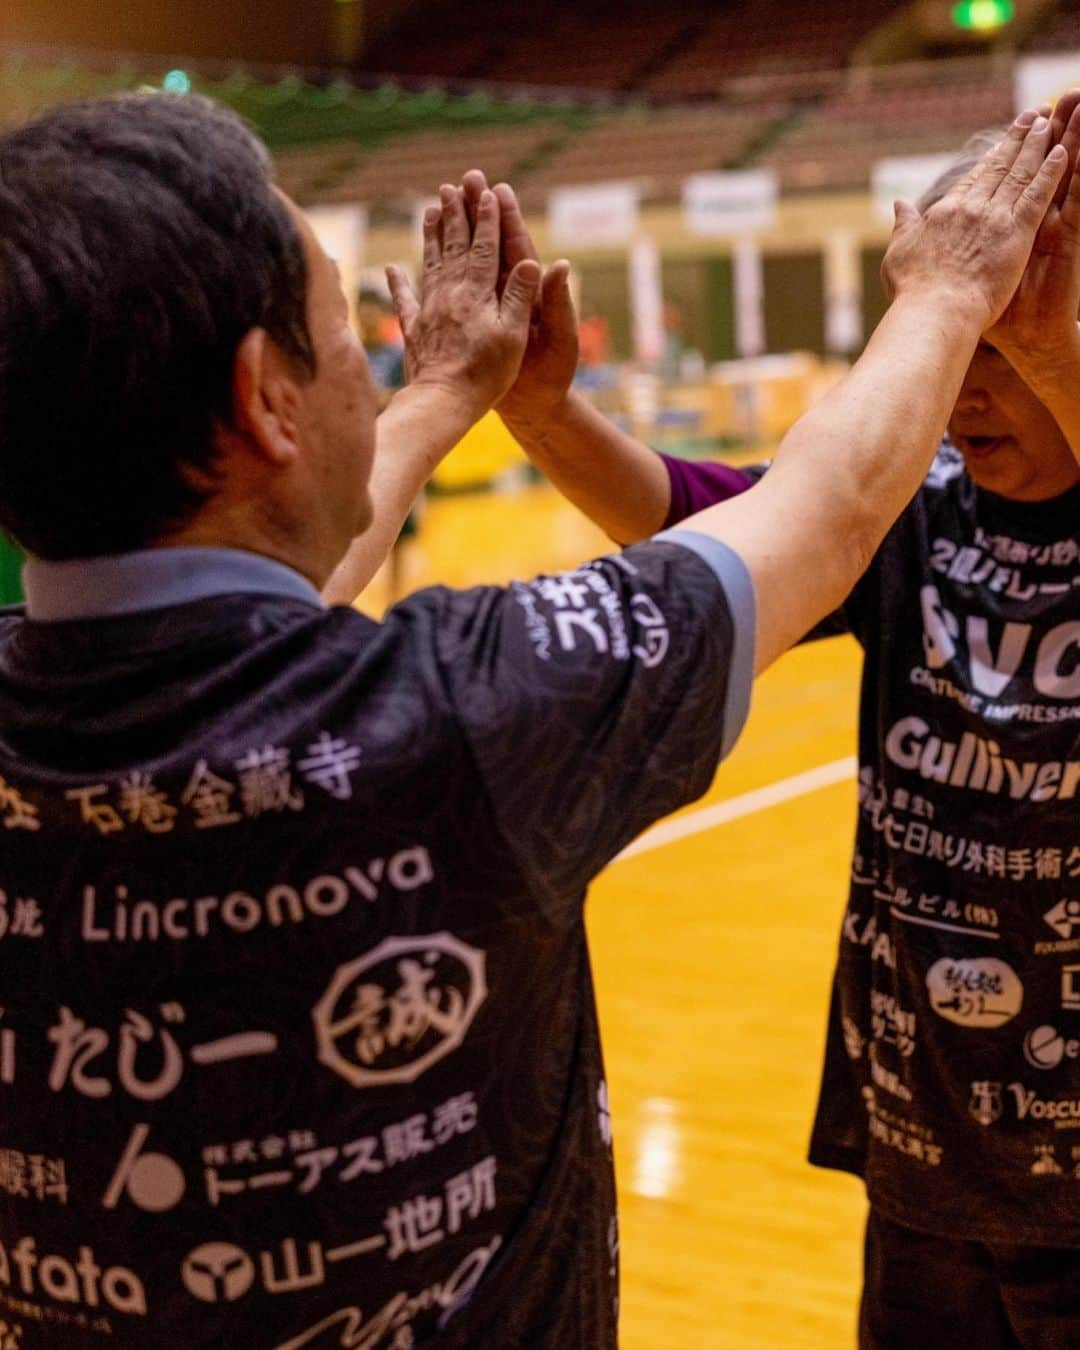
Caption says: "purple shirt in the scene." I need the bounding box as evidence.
[661,454,755,529]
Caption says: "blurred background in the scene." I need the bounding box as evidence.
[2,5,1078,1344]
[6,0,1079,504]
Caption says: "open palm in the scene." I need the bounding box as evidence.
[988,91,1080,364]
[461,171,579,421]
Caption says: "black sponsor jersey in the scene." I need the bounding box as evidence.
[0,541,746,1347]
[808,444,1080,1244]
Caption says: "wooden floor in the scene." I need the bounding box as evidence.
[360,482,868,1348]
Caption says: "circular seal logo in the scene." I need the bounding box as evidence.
[182,1242,255,1304]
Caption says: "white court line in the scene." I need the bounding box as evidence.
[613,755,857,863]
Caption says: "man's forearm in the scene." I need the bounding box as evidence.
[677,292,985,673]
[322,384,477,606]
[999,333,1080,462]
[499,391,671,543]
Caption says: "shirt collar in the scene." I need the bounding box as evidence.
[22,547,325,622]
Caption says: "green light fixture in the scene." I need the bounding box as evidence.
[951,0,1015,32]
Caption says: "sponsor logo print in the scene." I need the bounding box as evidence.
[1013,1084,1080,1124]
[1045,899,1080,941]
[182,1175,500,1314]
[971,1081,1080,1128]
[1064,965,1080,1012]
[270,1240,503,1350]
[926,957,1022,1027]
[1032,1144,1064,1176]
[312,933,486,1088]
[597,1081,612,1149]
[182,1243,256,1304]
[103,1124,186,1212]
[842,1017,865,1060]
[1030,1142,1080,1177]
[970,1080,1003,1126]
[0,1237,146,1316]
[1024,1025,1080,1071]
[869,1049,912,1102]
[861,1088,942,1165]
[842,912,896,969]
[884,709,1080,803]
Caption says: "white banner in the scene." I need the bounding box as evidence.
[871,155,955,222]
[548,182,639,249]
[305,204,367,268]
[682,170,778,237]
[305,204,368,304]
[1016,52,1080,115]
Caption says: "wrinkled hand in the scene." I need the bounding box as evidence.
[460,170,579,423]
[987,91,1080,370]
[882,109,1069,330]
[385,183,541,420]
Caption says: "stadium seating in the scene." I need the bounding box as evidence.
[364,0,908,96]
[643,0,904,98]
[472,13,707,91]
[271,55,1017,207]
[275,122,566,206]
[0,36,1045,210]
[761,59,1014,192]
[1025,0,1080,50]
[518,105,784,207]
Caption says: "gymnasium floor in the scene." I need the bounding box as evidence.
[360,481,868,1348]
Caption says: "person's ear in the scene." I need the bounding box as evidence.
[229,328,305,466]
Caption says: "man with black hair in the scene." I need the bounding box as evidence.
[481,95,1080,1348]
[0,91,1068,1346]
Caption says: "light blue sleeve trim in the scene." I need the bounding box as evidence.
[23,547,325,621]
[654,528,756,760]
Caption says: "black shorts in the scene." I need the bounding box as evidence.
[860,1209,1080,1350]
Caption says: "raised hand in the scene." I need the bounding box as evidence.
[883,109,1069,331]
[985,92,1080,373]
[385,182,541,421]
[460,170,579,425]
